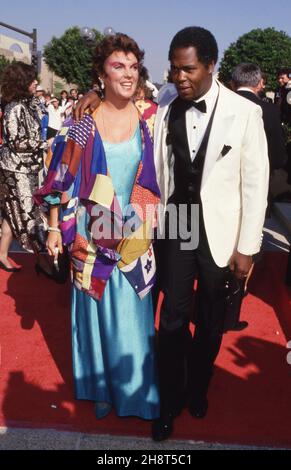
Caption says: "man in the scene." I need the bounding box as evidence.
[35,84,46,103]
[220,64,286,333]
[258,73,272,103]
[152,26,269,441]
[275,68,291,101]
[69,87,79,102]
[274,67,291,125]
[231,63,286,172]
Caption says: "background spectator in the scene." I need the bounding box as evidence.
[0,62,47,272]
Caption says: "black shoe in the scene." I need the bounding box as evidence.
[229,320,249,331]
[189,398,208,419]
[0,260,21,272]
[152,412,174,441]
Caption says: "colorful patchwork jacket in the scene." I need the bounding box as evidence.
[34,103,160,300]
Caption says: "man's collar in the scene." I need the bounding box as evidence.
[195,78,217,102]
[237,87,256,94]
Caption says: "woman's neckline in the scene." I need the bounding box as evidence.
[102,124,139,145]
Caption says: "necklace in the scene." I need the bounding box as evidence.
[100,102,133,143]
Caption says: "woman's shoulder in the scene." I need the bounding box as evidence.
[4,100,23,114]
[65,113,95,144]
[69,113,94,128]
[135,100,157,138]
[135,99,157,117]
[3,101,26,122]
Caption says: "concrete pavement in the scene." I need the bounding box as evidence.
[0,427,280,450]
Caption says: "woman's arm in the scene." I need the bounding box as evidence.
[46,205,63,257]
[5,104,43,153]
[74,91,101,121]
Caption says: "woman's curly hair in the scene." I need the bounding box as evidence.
[1,61,37,102]
[92,33,144,88]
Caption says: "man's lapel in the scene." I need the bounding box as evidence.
[154,89,177,198]
[201,82,235,188]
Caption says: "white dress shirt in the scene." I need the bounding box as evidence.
[186,79,219,161]
[47,104,63,131]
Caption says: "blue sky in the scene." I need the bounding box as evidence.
[2,0,291,82]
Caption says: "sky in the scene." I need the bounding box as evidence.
[1,0,291,82]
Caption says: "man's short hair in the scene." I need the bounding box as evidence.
[168,26,218,66]
[231,63,262,88]
[276,67,291,78]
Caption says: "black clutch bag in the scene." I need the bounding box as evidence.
[223,273,245,332]
[51,246,70,284]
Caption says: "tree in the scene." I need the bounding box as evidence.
[43,27,102,91]
[53,80,66,96]
[0,55,11,82]
[218,28,291,90]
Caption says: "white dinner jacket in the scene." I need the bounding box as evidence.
[154,81,269,267]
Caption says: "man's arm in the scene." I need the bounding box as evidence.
[229,106,269,280]
[237,105,269,257]
[74,90,101,121]
[264,104,287,170]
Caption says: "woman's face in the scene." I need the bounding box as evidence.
[28,79,38,95]
[101,50,139,101]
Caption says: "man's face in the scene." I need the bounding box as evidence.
[278,73,289,86]
[170,46,214,101]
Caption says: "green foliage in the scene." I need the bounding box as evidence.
[53,80,66,97]
[218,28,291,90]
[43,27,102,91]
[0,55,11,82]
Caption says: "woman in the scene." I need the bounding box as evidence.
[0,62,47,272]
[47,97,63,141]
[35,33,160,419]
[59,90,69,110]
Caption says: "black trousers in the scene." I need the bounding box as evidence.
[154,213,229,414]
[47,127,58,140]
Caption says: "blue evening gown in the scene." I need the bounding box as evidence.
[71,126,159,419]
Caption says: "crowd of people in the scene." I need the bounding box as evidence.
[0,25,290,441]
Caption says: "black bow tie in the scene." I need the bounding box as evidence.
[192,99,207,113]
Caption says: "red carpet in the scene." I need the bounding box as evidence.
[0,251,291,447]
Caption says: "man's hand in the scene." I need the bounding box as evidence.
[229,250,253,280]
[74,91,101,121]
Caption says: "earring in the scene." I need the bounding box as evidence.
[99,78,105,90]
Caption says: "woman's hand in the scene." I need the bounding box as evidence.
[74,91,101,121]
[46,231,63,257]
